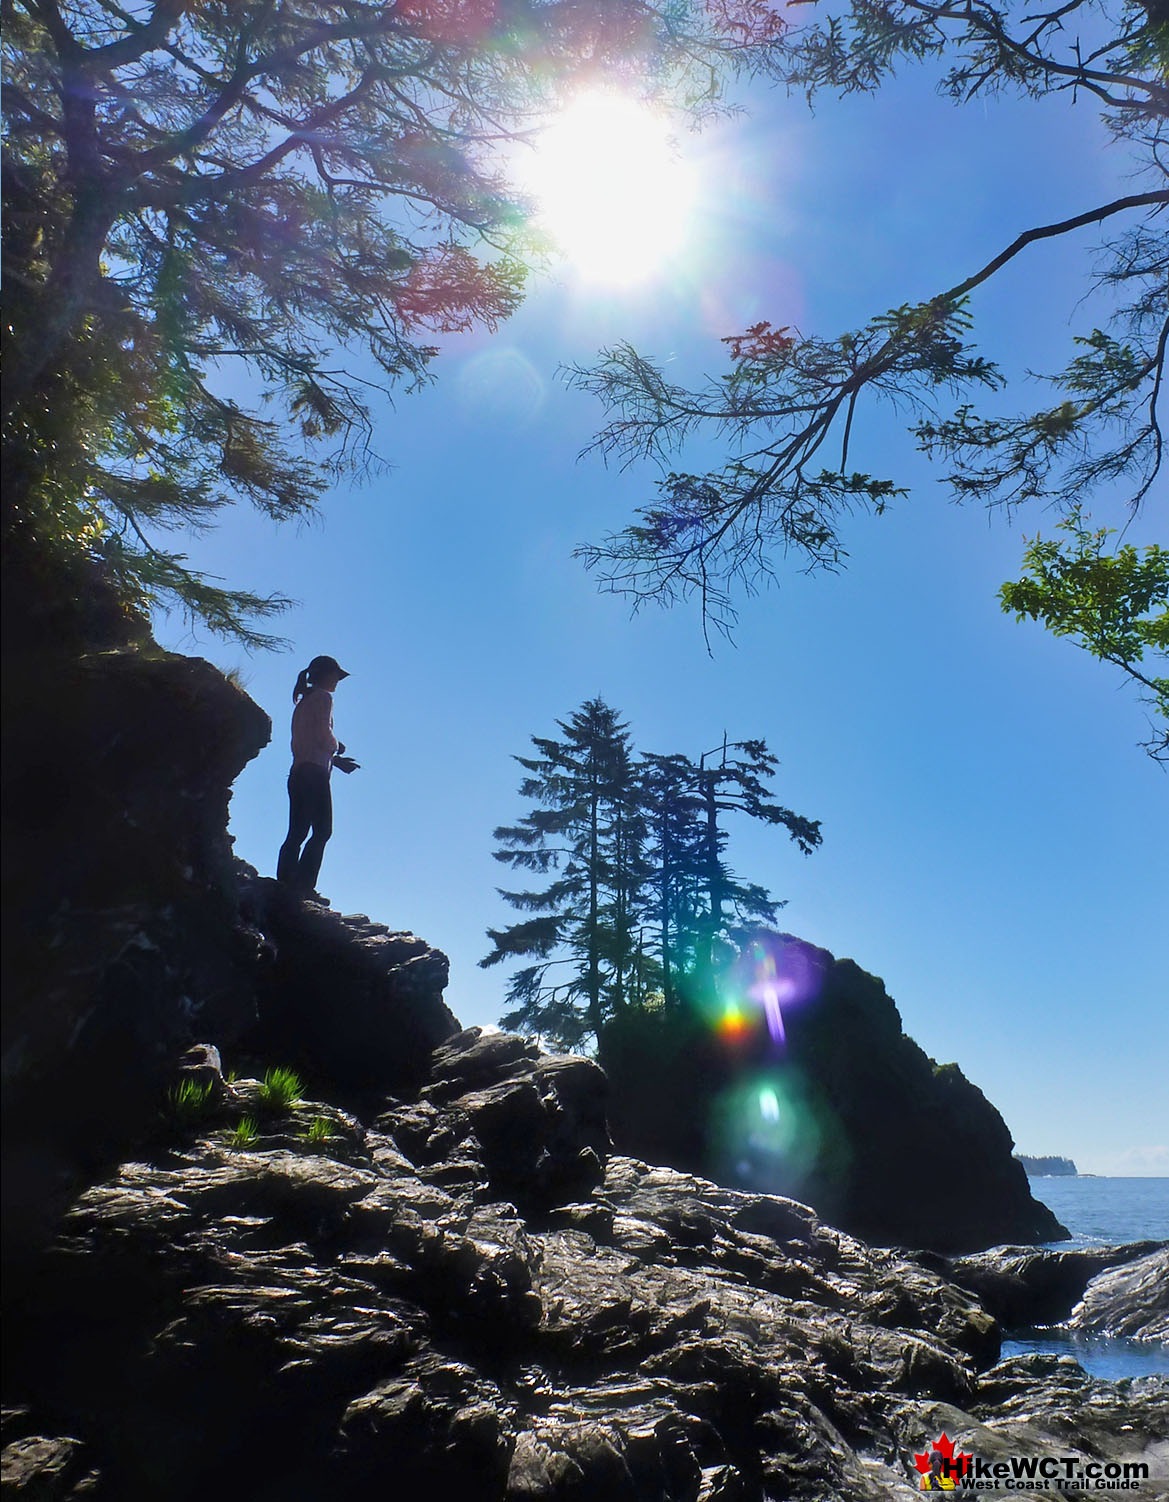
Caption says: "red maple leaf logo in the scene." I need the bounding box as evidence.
[913,1432,973,1478]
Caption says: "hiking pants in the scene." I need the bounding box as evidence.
[277,762,333,891]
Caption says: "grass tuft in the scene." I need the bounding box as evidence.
[167,1078,214,1123]
[258,1065,303,1112]
[230,1116,259,1148]
[304,1115,335,1145]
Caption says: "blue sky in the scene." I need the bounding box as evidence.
[157,56,1168,1177]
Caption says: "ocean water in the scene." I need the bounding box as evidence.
[998,1176,1169,1381]
[1032,1176,1169,1248]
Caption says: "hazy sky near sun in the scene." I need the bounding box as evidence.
[156,56,1168,1178]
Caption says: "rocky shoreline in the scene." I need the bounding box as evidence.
[4,1025,1166,1501]
[2,633,1163,1501]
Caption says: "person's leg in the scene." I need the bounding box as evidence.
[296,768,333,892]
[276,767,312,883]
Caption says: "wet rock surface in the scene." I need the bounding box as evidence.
[1068,1248,1169,1342]
[6,1029,1165,1502]
[949,1242,1168,1328]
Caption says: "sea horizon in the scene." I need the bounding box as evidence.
[1026,1174,1169,1248]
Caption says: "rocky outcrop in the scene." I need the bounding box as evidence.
[1,1417,101,1501]
[948,1242,1168,1328]
[1068,1248,1169,1342]
[5,1028,1164,1502]
[1,640,271,1259]
[600,936,1066,1253]
[240,872,459,1094]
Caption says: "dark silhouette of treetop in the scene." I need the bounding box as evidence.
[483,701,821,1051]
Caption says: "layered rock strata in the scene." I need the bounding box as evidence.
[5,1029,1164,1502]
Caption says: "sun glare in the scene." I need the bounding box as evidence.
[523,91,697,285]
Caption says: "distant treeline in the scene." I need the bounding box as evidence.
[482,698,821,1051]
[1015,1155,1078,1177]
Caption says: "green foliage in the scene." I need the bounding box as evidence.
[304,1116,336,1145]
[258,1066,304,1113]
[1000,511,1169,758]
[570,0,1168,747]
[229,1116,259,1148]
[166,1078,215,1124]
[484,699,646,1047]
[2,0,784,640]
[485,701,821,1050]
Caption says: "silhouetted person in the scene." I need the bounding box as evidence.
[276,654,359,896]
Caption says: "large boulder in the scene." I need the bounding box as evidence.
[949,1242,1167,1327]
[381,1026,611,1211]
[1068,1247,1169,1342]
[599,934,1066,1253]
[242,874,459,1094]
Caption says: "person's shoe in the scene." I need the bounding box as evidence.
[301,889,331,907]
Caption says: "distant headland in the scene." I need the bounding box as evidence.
[1016,1154,1078,1177]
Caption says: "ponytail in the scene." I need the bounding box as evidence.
[292,667,311,703]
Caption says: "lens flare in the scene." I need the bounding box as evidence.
[456,346,545,427]
[712,1070,843,1200]
[717,934,823,1049]
[715,1001,751,1041]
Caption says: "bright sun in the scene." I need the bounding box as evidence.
[523,91,697,285]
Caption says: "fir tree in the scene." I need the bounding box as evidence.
[481,699,642,1049]
[645,737,823,994]
[639,751,705,1008]
[1,0,788,639]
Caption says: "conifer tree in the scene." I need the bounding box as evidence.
[567,0,1168,753]
[485,708,823,1048]
[643,738,823,994]
[2,0,787,641]
[481,699,642,1049]
[639,751,704,1008]
[692,736,822,970]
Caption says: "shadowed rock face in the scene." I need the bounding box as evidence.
[0,641,458,1265]
[1,644,271,1258]
[241,872,459,1095]
[4,618,1152,1500]
[600,940,1066,1254]
[5,1030,1165,1502]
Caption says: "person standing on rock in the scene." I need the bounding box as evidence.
[276,654,359,896]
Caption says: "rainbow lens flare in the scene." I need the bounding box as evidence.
[715,1002,751,1041]
[711,933,824,1050]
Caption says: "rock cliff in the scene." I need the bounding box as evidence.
[600,942,1064,1253]
[0,584,453,1261]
